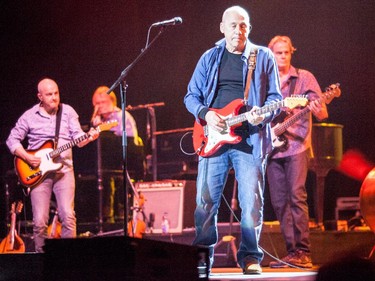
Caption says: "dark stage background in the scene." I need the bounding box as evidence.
[1,1,374,235]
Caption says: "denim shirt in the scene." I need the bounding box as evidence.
[184,38,282,158]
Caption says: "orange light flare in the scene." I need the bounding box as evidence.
[337,149,375,235]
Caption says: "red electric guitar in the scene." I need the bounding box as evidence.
[193,97,308,157]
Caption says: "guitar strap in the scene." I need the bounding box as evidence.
[243,48,258,106]
[54,104,63,149]
[288,68,299,97]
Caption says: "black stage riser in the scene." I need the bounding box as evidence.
[0,237,209,281]
[0,230,373,280]
[144,225,375,267]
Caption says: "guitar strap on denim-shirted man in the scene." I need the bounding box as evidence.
[243,48,258,106]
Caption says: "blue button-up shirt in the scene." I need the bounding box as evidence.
[184,38,282,158]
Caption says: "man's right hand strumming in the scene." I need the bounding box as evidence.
[205,111,226,132]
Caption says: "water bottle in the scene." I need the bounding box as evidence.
[161,212,170,234]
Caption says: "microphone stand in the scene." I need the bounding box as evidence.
[96,137,104,234]
[106,26,168,237]
[147,107,157,181]
[215,179,238,264]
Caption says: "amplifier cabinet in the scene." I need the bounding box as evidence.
[154,128,198,179]
[134,180,196,233]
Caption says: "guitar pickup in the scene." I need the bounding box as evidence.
[26,171,42,181]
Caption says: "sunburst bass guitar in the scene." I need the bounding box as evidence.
[193,97,308,157]
[14,120,118,189]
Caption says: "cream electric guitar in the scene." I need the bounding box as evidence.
[271,83,341,149]
[14,120,118,189]
[193,97,308,157]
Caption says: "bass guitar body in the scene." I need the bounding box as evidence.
[270,123,288,149]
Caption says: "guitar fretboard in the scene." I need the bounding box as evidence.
[274,107,310,136]
[49,133,89,159]
[273,85,339,136]
[226,100,285,127]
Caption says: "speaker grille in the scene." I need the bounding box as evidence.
[134,180,196,233]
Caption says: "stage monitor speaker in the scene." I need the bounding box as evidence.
[43,236,209,281]
[135,180,196,233]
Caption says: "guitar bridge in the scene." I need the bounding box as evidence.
[26,171,42,181]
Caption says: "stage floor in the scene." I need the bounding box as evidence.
[210,267,317,281]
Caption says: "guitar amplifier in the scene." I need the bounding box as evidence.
[134,180,196,233]
[154,128,198,179]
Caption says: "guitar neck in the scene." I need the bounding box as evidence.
[49,133,89,159]
[273,90,332,136]
[47,121,117,159]
[9,212,16,248]
[227,100,285,127]
[274,107,310,136]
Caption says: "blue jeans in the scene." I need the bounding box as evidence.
[30,170,77,252]
[192,144,266,269]
[267,150,311,253]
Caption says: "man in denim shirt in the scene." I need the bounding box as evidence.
[184,6,282,274]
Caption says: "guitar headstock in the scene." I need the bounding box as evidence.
[15,201,23,215]
[96,120,119,132]
[10,202,15,214]
[283,96,308,109]
[10,201,23,215]
[322,83,341,104]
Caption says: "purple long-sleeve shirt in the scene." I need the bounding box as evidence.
[271,66,321,159]
[6,103,85,172]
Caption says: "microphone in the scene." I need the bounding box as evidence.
[152,17,183,27]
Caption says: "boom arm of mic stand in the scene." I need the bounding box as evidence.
[106,27,167,95]
[104,26,167,237]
